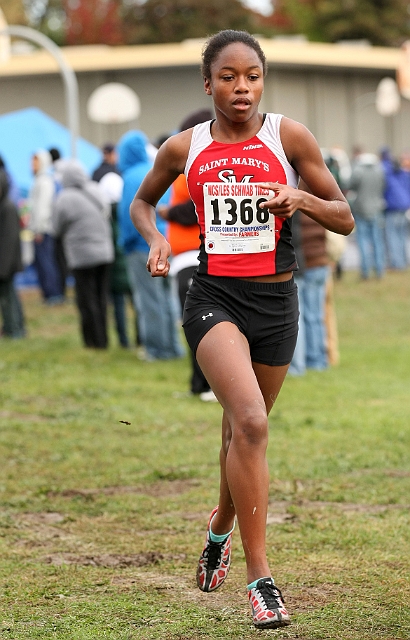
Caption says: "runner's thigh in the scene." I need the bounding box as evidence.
[196,322,267,421]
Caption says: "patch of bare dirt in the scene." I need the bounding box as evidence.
[170,498,407,527]
[296,500,410,514]
[286,583,346,614]
[0,410,49,422]
[18,512,65,525]
[47,479,199,499]
[268,498,410,516]
[43,552,186,568]
[385,470,410,478]
[13,512,74,546]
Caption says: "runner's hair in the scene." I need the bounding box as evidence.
[201,30,267,80]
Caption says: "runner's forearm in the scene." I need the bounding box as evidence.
[297,191,354,235]
[129,197,164,245]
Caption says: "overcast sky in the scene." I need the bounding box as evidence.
[241,0,273,16]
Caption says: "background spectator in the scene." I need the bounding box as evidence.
[52,161,114,349]
[349,152,385,280]
[301,213,330,370]
[289,211,330,375]
[0,155,21,205]
[117,130,184,361]
[287,210,306,376]
[92,143,121,182]
[380,147,410,270]
[99,170,134,349]
[48,147,70,298]
[157,108,215,399]
[28,149,64,304]
[0,169,25,339]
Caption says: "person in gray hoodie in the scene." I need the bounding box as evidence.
[52,161,114,349]
[29,149,65,303]
[349,152,386,279]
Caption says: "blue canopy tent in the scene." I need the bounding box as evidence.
[0,107,101,197]
[0,107,102,288]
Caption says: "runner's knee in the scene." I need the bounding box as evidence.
[231,407,268,448]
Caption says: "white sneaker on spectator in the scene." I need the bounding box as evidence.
[199,390,218,403]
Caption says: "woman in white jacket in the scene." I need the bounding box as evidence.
[29,149,65,304]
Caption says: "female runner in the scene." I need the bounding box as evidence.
[129,30,354,630]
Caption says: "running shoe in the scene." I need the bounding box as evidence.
[248,577,291,629]
[196,506,233,592]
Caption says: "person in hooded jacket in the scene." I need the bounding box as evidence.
[29,149,65,304]
[349,152,386,279]
[0,169,25,338]
[380,148,409,270]
[117,130,184,361]
[0,155,20,205]
[52,161,114,349]
[99,170,134,349]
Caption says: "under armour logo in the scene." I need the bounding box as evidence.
[202,313,213,320]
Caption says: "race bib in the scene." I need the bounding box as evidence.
[203,183,275,254]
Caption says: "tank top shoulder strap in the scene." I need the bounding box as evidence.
[258,113,299,188]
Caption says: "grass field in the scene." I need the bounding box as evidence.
[0,270,409,639]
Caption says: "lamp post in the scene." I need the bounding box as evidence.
[354,78,400,150]
[0,24,79,158]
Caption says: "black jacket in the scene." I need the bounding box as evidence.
[0,170,23,281]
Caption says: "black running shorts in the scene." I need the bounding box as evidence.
[182,271,299,367]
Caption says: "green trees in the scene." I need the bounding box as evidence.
[3,0,410,47]
[266,0,410,46]
[122,0,256,45]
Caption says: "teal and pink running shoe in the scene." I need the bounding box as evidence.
[248,577,291,629]
[196,506,233,592]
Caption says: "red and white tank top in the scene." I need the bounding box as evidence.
[185,113,299,277]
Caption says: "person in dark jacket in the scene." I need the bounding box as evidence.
[0,170,25,338]
[99,171,134,348]
[92,143,121,183]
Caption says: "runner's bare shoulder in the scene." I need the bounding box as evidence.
[155,129,193,176]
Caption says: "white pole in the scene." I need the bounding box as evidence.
[0,25,79,157]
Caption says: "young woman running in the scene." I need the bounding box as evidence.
[129,30,354,630]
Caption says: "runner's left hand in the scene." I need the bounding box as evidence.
[258,183,303,219]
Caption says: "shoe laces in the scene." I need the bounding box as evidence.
[203,538,226,570]
[257,580,285,610]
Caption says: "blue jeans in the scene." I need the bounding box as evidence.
[303,266,329,371]
[384,211,408,270]
[288,276,306,376]
[126,251,185,360]
[34,234,64,301]
[354,216,385,278]
[111,292,130,348]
